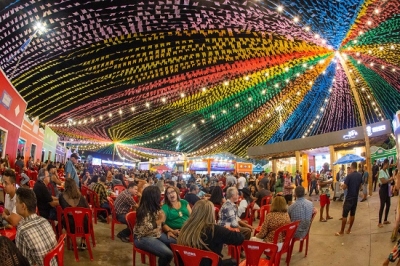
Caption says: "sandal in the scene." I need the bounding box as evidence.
[327,216,333,220]
[384,221,391,225]
[378,223,384,228]
[335,232,343,236]
[320,219,327,222]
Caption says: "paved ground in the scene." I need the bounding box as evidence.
[63,191,398,265]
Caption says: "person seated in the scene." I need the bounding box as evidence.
[209,186,226,208]
[217,187,253,240]
[111,173,126,189]
[59,178,90,250]
[115,182,138,242]
[15,188,57,266]
[184,184,200,206]
[133,186,173,266]
[0,236,30,265]
[237,187,254,219]
[254,183,271,210]
[47,164,62,197]
[19,173,30,189]
[251,195,291,247]
[288,186,314,239]
[1,169,22,227]
[91,175,111,222]
[33,170,59,220]
[161,186,192,245]
[178,200,244,266]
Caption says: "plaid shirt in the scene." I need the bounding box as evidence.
[16,214,57,266]
[217,200,239,228]
[114,189,137,215]
[288,197,314,239]
[92,182,108,205]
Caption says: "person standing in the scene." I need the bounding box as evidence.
[378,159,393,228]
[237,174,246,195]
[283,174,294,205]
[318,163,333,222]
[372,160,380,192]
[335,162,362,236]
[65,153,79,187]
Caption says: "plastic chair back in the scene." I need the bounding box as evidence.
[214,207,220,223]
[273,221,300,266]
[242,201,255,225]
[43,234,66,266]
[29,180,35,188]
[113,185,126,194]
[241,240,278,266]
[258,205,271,227]
[170,244,219,266]
[108,197,117,221]
[56,206,64,237]
[261,196,272,206]
[63,207,92,236]
[126,211,137,231]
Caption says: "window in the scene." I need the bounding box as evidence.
[0,129,6,158]
[17,138,26,158]
[30,144,36,160]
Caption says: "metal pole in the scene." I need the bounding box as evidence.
[337,53,372,196]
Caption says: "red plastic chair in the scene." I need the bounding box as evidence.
[170,244,219,266]
[63,207,95,262]
[214,207,220,223]
[113,185,126,194]
[126,211,156,266]
[239,240,278,266]
[56,206,64,238]
[108,197,124,240]
[29,171,38,182]
[289,209,317,258]
[254,205,271,236]
[241,201,255,226]
[261,196,272,206]
[43,234,66,266]
[29,180,35,188]
[87,189,110,224]
[273,221,300,266]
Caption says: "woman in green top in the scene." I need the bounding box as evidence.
[161,186,192,245]
[378,159,393,228]
[275,171,284,194]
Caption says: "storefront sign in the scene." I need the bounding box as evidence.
[189,161,208,171]
[366,125,386,136]
[210,161,235,171]
[343,130,358,140]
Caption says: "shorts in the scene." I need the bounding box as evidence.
[284,194,293,204]
[362,183,368,195]
[342,197,358,217]
[320,194,330,207]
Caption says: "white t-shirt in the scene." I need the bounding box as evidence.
[5,193,17,215]
[238,199,248,218]
[237,176,246,189]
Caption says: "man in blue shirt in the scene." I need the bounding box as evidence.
[335,162,362,236]
[65,153,79,187]
[288,186,314,239]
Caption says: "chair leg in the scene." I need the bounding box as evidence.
[111,221,114,240]
[133,248,136,266]
[141,253,146,263]
[149,254,157,266]
[86,235,94,261]
[299,239,304,252]
[305,238,309,257]
[90,224,96,247]
[71,237,79,262]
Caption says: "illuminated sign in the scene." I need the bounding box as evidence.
[366,125,386,136]
[343,130,358,140]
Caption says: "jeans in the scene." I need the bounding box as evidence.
[158,232,177,247]
[379,184,391,223]
[116,213,130,238]
[100,202,111,216]
[134,236,173,266]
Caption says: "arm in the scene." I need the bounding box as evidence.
[255,215,269,239]
[51,175,62,185]
[2,211,21,227]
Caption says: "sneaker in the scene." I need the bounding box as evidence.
[117,233,130,243]
[79,243,87,250]
[98,215,107,223]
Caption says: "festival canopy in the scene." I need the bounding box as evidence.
[0,0,398,159]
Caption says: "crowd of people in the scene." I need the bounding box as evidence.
[1,152,400,265]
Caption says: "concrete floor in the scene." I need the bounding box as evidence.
[63,192,398,266]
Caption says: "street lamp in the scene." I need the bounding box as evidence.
[9,21,47,79]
